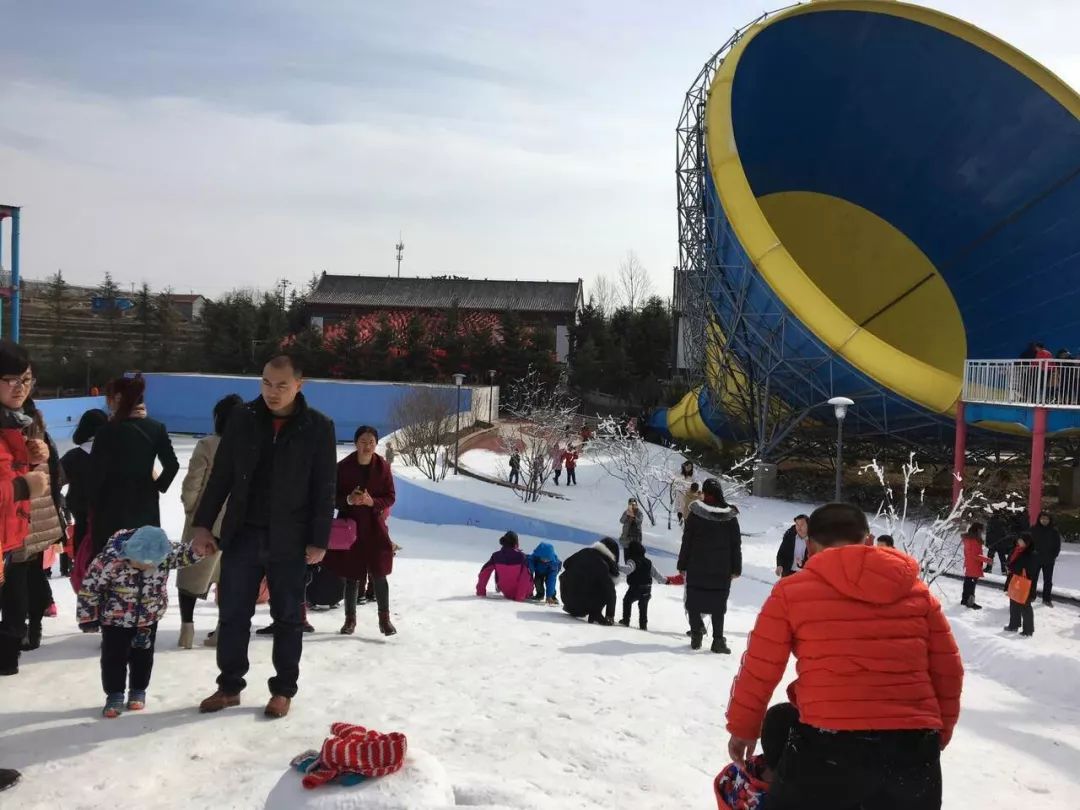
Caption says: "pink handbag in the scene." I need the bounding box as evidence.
[328,518,357,551]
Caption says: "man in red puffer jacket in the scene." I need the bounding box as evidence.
[726,503,964,810]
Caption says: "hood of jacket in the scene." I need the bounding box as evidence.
[689,499,739,522]
[803,544,920,605]
[531,542,558,564]
[593,539,618,563]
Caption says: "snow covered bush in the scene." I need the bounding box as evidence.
[498,366,578,503]
[861,453,1019,588]
[391,387,458,482]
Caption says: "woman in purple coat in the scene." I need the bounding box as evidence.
[323,426,397,637]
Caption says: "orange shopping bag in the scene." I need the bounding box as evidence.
[1007,573,1031,604]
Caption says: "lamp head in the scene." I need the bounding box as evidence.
[452,372,466,387]
[828,396,854,420]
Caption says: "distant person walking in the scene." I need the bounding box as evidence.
[562,446,579,486]
[176,394,244,649]
[1030,512,1061,607]
[552,447,564,486]
[192,356,336,720]
[89,376,179,556]
[508,451,521,486]
[960,522,988,610]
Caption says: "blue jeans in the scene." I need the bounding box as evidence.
[216,526,307,698]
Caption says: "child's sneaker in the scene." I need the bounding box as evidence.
[102,694,125,719]
[546,597,559,606]
[127,691,147,711]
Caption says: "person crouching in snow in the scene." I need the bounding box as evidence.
[527,542,561,605]
[678,478,741,654]
[618,540,666,630]
[476,532,533,601]
[961,522,989,610]
[77,526,211,718]
[726,503,964,809]
[560,538,620,625]
[714,702,800,810]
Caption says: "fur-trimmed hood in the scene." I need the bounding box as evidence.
[689,499,739,522]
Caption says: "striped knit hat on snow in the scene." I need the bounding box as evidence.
[301,723,408,789]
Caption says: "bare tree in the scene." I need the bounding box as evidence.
[499,366,579,503]
[589,273,617,318]
[862,455,1015,590]
[391,387,458,482]
[616,250,653,311]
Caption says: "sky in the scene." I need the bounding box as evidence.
[0,0,1078,300]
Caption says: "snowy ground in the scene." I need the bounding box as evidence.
[3,439,1080,808]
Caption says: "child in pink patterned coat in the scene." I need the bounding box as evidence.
[714,703,799,809]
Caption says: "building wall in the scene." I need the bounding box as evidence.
[137,373,488,442]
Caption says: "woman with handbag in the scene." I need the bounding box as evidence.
[176,394,244,649]
[323,425,397,636]
[1004,532,1040,637]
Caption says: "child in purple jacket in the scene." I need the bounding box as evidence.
[476,531,533,602]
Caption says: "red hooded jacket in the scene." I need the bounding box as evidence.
[727,544,964,746]
[962,534,989,579]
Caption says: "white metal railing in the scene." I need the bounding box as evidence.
[963,359,1080,410]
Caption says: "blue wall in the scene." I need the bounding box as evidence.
[36,396,107,443]
[140,373,472,442]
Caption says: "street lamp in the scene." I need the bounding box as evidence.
[487,369,496,425]
[85,350,94,395]
[453,372,466,475]
[828,397,855,501]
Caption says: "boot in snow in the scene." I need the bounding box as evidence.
[127,690,147,711]
[690,632,703,651]
[617,617,631,628]
[203,625,218,647]
[378,612,397,636]
[340,616,356,635]
[0,768,20,792]
[21,624,42,651]
[102,693,125,719]
[711,637,732,654]
[178,622,195,649]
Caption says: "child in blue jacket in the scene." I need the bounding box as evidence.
[527,542,561,605]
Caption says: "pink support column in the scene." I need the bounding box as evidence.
[1029,407,1048,523]
[952,401,966,506]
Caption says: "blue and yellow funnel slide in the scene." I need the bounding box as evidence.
[659,0,1080,442]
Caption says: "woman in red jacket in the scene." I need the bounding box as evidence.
[961,522,988,610]
[0,340,54,679]
[726,503,963,810]
[323,425,397,637]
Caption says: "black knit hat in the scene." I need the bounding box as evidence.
[73,408,108,445]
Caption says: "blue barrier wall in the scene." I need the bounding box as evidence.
[35,396,108,443]
[390,474,678,559]
[140,373,472,442]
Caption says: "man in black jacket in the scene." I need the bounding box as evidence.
[191,356,336,719]
[677,478,742,654]
[560,538,621,625]
[1031,512,1062,607]
[775,514,809,577]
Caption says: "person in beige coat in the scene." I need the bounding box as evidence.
[176,394,243,649]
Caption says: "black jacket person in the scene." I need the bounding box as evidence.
[560,538,621,625]
[192,356,336,719]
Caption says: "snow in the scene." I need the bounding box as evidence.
[4,439,1080,808]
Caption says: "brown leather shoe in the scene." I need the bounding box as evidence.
[199,690,240,713]
[264,695,291,719]
[340,616,356,635]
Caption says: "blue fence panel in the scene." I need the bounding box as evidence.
[36,396,108,443]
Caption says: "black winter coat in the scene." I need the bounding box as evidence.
[1031,520,1062,562]
[193,394,336,558]
[678,500,741,613]
[89,417,179,553]
[776,525,807,575]
[560,543,619,620]
[985,514,1012,555]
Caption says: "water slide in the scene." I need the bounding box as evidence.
[657,0,1080,442]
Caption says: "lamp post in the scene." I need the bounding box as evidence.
[487,369,496,426]
[453,372,465,475]
[828,397,854,501]
[85,350,94,395]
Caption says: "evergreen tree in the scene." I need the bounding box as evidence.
[134,282,156,368]
[403,314,432,381]
[97,271,124,351]
[155,287,182,370]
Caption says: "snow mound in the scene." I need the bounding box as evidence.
[264,748,454,809]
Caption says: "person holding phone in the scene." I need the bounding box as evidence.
[323,425,397,637]
[619,498,643,553]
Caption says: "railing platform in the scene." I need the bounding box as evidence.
[963,359,1080,410]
